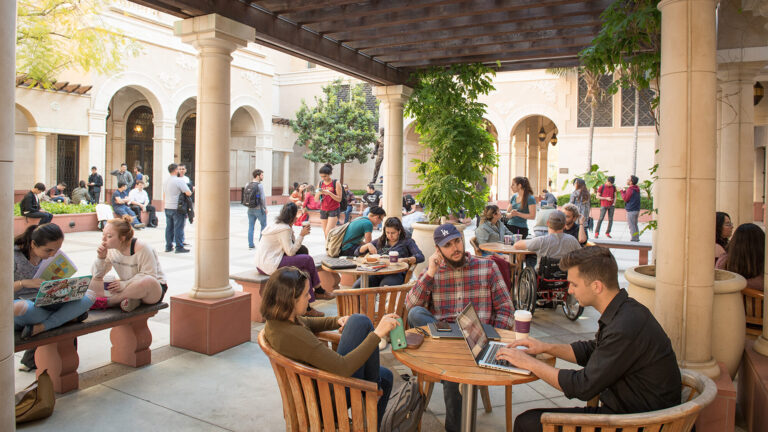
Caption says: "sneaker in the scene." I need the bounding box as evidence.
[120,298,141,312]
[605,232,612,238]
[303,307,325,317]
[249,245,255,250]
[165,247,173,253]
[175,247,190,254]
[133,223,146,229]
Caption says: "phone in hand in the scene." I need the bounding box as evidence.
[436,320,452,332]
[390,318,407,351]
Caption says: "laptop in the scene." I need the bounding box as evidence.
[456,303,531,375]
[34,275,92,307]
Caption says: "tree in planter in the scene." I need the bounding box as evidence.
[405,63,497,222]
[291,79,378,185]
[16,0,141,87]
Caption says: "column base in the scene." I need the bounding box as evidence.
[680,357,721,380]
[753,335,768,357]
[170,291,251,355]
[694,362,735,432]
[189,285,235,299]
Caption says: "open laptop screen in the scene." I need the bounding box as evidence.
[457,303,489,359]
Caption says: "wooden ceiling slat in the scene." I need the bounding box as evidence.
[254,0,363,15]
[390,47,584,68]
[362,27,600,57]
[493,58,582,72]
[324,1,611,42]
[308,0,579,34]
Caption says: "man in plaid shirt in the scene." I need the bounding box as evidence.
[406,223,515,432]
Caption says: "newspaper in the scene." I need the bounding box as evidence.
[33,250,78,280]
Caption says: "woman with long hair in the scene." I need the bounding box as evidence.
[289,183,306,205]
[354,217,424,287]
[476,204,513,248]
[569,178,591,228]
[506,176,536,238]
[315,164,343,237]
[255,202,331,315]
[716,222,764,290]
[261,267,397,429]
[13,224,95,339]
[715,211,733,262]
[88,215,166,312]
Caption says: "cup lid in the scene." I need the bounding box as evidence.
[514,310,532,319]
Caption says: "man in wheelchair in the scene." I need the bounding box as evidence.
[512,210,582,269]
[495,247,681,432]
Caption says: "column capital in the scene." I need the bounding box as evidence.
[373,85,413,104]
[174,14,254,50]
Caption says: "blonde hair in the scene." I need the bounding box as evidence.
[108,215,135,244]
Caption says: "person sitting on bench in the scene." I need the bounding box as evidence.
[19,183,53,224]
[496,247,681,432]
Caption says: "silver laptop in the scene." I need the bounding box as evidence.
[456,303,531,375]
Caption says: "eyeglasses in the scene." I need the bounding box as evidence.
[723,222,733,227]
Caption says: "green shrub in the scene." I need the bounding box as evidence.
[14,202,96,216]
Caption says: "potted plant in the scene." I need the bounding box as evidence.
[404,63,498,273]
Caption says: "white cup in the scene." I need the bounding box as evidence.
[302,221,310,228]
[514,310,532,339]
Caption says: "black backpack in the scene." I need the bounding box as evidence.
[337,180,348,211]
[381,374,424,432]
[241,182,261,208]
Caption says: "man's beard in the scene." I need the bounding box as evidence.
[440,248,466,268]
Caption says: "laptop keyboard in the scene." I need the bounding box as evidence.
[484,344,512,368]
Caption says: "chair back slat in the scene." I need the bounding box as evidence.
[377,292,387,324]
[365,293,376,324]
[332,284,414,326]
[742,288,764,333]
[272,362,299,430]
[299,375,322,431]
[333,382,351,432]
[365,388,378,432]
[317,380,337,432]
[286,370,310,431]
[350,388,365,431]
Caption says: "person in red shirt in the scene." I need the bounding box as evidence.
[595,176,616,238]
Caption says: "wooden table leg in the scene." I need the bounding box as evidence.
[639,249,648,265]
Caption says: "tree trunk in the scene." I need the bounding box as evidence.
[632,87,640,176]
[587,102,595,171]
[340,162,345,186]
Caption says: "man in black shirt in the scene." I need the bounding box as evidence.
[362,183,382,216]
[562,203,587,246]
[497,247,681,432]
[87,166,103,204]
[20,183,53,224]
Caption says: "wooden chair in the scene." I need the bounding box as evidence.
[470,236,482,256]
[541,369,717,432]
[258,331,381,432]
[742,287,764,336]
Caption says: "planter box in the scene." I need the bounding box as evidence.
[14,213,99,236]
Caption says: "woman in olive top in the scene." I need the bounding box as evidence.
[506,176,536,238]
[262,267,398,427]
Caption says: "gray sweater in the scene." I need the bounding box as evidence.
[14,247,41,300]
[476,220,513,245]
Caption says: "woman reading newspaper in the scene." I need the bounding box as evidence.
[88,215,167,312]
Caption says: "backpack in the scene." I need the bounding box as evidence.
[337,180,348,212]
[242,181,261,208]
[380,374,424,432]
[325,222,351,257]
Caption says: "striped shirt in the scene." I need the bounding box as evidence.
[406,253,515,329]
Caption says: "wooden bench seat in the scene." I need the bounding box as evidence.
[590,238,652,265]
[14,302,168,393]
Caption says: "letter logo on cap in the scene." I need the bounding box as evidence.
[441,230,449,236]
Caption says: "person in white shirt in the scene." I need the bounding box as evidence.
[128,180,157,228]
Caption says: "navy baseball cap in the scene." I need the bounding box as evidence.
[434,223,461,247]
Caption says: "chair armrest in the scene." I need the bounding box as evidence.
[742,287,764,300]
[316,330,341,345]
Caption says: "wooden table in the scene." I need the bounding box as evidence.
[479,242,536,287]
[321,259,408,288]
[393,327,554,432]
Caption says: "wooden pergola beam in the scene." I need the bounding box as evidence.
[253,0,364,15]
[390,46,584,68]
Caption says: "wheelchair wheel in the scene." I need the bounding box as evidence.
[515,266,537,313]
[562,293,584,321]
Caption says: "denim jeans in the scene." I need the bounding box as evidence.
[337,314,393,428]
[113,204,140,225]
[626,210,640,242]
[408,306,462,432]
[595,206,615,234]
[247,207,267,248]
[344,205,353,223]
[14,295,94,332]
[165,209,186,251]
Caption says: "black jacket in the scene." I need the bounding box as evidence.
[20,191,40,216]
[177,193,195,223]
[88,173,103,187]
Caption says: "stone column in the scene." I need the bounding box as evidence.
[527,125,539,190]
[497,136,512,202]
[282,151,290,195]
[513,128,527,179]
[176,15,253,299]
[0,1,16,429]
[87,109,108,202]
[655,0,720,378]
[716,62,763,226]
[539,144,549,194]
[374,85,413,219]
[33,132,47,185]
[153,119,176,204]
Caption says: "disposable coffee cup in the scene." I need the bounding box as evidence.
[103,275,116,292]
[302,221,310,228]
[503,235,513,245]
[512,234,523,243]
[514,310,532,339]
[389,251,399,263]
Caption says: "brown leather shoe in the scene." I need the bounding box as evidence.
[314,291,334,300]
[303,307,325,317]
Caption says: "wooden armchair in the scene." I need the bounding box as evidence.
[742,287,764,336]
[258,331,381,432]
[541,369,717,432]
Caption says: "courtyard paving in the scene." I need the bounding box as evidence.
[15,204,654,431]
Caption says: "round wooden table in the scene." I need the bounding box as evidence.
[321,259,409,288]
[393,327,555,432]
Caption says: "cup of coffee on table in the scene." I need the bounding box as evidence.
[389,251,399,263]
[514,310,532,339]
[503,235,513,245]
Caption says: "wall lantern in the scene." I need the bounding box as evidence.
[550,133,558,146]
[134,124,143,133]
[538,127,546,142]
[755,82,764,106]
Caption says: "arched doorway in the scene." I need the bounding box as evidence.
[126,106,154,194]
[181,114,196,185]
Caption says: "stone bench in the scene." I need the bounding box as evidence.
[14,302,168,393]
[230,255,339,322]
[589,238,653,265]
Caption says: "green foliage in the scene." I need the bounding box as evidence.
[561,164,610,192]
[16,0,142,87]
[14,202,96,216]
[404,64,497,222]
[291,79,378,171]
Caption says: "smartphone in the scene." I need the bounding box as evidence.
[436,321,452,332]
[390,318,407,351]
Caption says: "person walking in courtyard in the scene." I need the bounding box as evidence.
[88,166,103,204]
[594,176,616,238]
[620,175,641,242]
[506,176,536,239]
[20,183,52,224]
[111,163,133,191]
[163,163,192,253]
[569,178,591,231]
[128,180,157,228]
[71,180,92,205]
[245,169,268,249]
[316,164,343,237]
